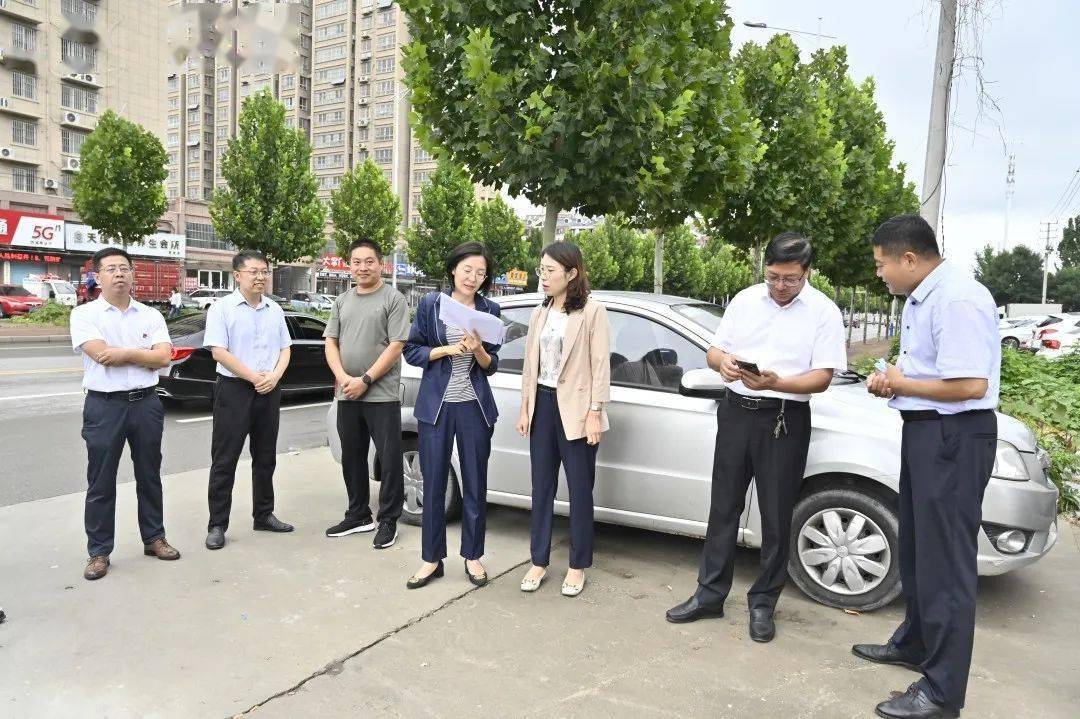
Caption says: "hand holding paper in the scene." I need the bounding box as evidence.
[439,296,506,345]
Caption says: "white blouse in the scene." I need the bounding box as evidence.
[537,308,569,388]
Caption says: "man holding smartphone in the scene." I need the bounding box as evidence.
[666,232,846,643]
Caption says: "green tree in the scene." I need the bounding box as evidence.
[71,110,168,248]
[329,159,402,258]
[211,90,325,263]
[575,224,620,290]
[1050,266,1080,312]
[808,271,837,299]
[523,226,544,292]
[406,158,476,283]
[701,242,753,302]
[704,35,845,275]
[400,0,757,245]
[659,224,705,298]
[469,195,526,278]
[974,245,1044,306]
[1059,217,1080,269]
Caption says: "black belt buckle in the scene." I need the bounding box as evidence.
[127,389,147,402]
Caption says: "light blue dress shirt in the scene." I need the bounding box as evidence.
[203,290,291,378]
[888,261,1000,414]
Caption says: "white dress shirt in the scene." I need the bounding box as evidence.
[70,297,172,392]
[203,290,291,378]
[711,282,847,401]
[889,261,1000,414]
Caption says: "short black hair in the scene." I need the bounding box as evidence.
[232,249,269,271]
[764,232,813,269]
[348,238,382,260]
[445,241,494,294]
[872,214,941,258]
[92,247,132,272]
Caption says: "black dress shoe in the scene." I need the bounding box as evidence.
[748,608,775,643]
[205,526,225,550]
[406,561,444,589]
[253,514,294,533]
[852,642,922,672]
[665,595,724,624]
[875,683,958,719]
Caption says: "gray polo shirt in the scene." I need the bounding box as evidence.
[324,283,410,402]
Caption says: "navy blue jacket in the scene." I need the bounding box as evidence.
[403,290,502,427]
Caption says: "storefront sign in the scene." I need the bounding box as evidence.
[505,269,528,287]
[0,249,63,264]
[65,223,186,259]
[0,210,65,251]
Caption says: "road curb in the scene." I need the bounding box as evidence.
[0,334,71,344]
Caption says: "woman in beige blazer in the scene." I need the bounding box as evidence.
[515,242,610,597]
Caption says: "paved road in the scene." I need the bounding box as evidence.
[0,342,334,508]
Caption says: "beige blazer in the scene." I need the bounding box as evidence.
[521,297,611,441]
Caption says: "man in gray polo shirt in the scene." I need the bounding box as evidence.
[324,238,411,548]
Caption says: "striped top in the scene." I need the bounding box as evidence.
[443,324,478,403]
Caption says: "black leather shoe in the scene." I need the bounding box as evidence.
[665,595,724,624]
[465,560,488,587]
[748,608,775,643]
[853,642,922,672]
[406,561,444,589]
[253,514,294,533]
[875,683,958,719]
[205,526,225,550]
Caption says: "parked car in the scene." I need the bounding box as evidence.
[291,291,333,312]
[188,288,233,310]
[157,311,335,404]
[0,285,46,317]
[1037,326,1080,359]
[999,317,1041,349]
[326,291,1059,612]
[178,293,201,311]
[266,293,293,309]
[23,278,78,307]
[1036,313,1080,341]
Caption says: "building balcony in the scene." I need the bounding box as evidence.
[0,145,40,165]
[0,0,44,25]
[0,94,41,119]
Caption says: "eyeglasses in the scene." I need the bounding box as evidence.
[457,267,487,280]
[535,266,561,278]
[238,269,271,278]
[764,272,806,288]
[99,265,132,276]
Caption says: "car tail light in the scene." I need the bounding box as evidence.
[1042,339,1061,350]
[1041,328,1058,337]
[170,346,195,361]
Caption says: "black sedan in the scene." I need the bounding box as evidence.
[157,311,335,404]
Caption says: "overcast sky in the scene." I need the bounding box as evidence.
[510,1,1076,275]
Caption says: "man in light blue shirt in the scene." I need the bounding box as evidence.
[203,250,294,550]
[855,215,1000,719]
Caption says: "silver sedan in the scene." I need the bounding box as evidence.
[327,291,1059,611]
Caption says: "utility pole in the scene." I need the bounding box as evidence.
[1041,220,1059,304]
[920,0,958,235]
[1002,154,1016,252]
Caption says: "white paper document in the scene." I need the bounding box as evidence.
[438,295,507,345]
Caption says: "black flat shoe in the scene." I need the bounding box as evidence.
[253,514,294,533]
[464,560,488,587]
[406,561,444,589]
[748,608,775,643]
[665,595,725,624]
[853,642,922,672]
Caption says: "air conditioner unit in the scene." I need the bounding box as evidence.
[44,178,59,191]
[63,111,80,124]
[357,119,369,127]
[358,97,369,105]
[331,78,345,86]
[0,146,13,160]
[83,74,96,84]
[65,157,81,171]
[0,98,9,110]
[360,53,372,60]
[358,75,370,82]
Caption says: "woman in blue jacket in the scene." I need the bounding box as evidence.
[403,242,502,589]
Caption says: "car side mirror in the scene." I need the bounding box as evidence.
[679,367,728,399]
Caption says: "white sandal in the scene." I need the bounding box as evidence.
[561,574,586,597]
[520,569,547,592]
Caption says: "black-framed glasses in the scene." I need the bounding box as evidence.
[764,272,806,288]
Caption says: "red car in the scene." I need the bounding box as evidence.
[0,285,46,317]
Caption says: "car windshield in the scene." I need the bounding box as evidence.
[671,302,724,333]
[0,286,33,297]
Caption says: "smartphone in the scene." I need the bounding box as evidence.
[735,359,761,376]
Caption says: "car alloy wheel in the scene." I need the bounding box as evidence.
[398,437,461,526]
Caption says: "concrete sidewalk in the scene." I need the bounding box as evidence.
[1,447,1078,718]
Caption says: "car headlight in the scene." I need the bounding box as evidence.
[992,440,1029,481]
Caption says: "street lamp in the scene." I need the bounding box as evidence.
[741,20,837,40]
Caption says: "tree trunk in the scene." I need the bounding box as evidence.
[653,230,664,294]
[752,240,763,281]
[543,203,559,244]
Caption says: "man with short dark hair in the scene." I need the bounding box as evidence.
[70,247,181,581]
[203,250,294,550]
[854,214,1000,719]
[323,239,410,548]
[666,232,846,642]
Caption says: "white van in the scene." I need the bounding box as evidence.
[23,278,78,307]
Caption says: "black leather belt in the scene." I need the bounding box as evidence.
[726,391,805,411]
[87,387,155,402]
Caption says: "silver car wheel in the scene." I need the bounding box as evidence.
[798,508,891,596]
[402,449,424,515]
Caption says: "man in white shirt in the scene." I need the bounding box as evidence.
[69,248,180,581]
[203,250,293,550]
[666,233,846,643]
[168,287,183,318]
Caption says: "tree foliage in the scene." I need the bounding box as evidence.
[72,110,168,248]
[469,194,526,278]
[329,159,402,258]
[974,245,1044,306]
[575,223,621,290]
[1050,266,1080,312]
[210,90,325,263]
[406,158,477,283]
[658,224,705,298]
[701,242,753,301]
[1059,216,1080,269]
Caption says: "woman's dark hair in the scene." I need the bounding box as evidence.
[445,241,494,294]
[540,241,590,313]
[872,214,941,258]
[764,232,813,269]
[92,247,132,271]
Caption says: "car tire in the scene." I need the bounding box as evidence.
[394,435,462,527]
[1001,336,1020,349]
[788,485,902,612]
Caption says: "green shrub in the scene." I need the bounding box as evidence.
[11,300,71,326]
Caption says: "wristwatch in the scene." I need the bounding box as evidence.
[361,373,373,386]
[589,403,603,412]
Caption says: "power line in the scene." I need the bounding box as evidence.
[1047,167,1080,218]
